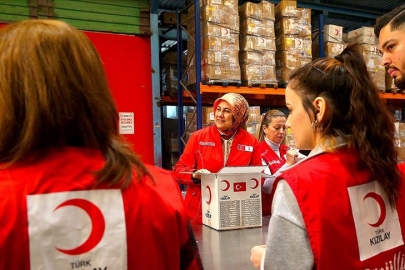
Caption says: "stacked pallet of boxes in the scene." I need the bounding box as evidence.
[239,1,277,87]
[313,24,347,58]
[184,107,216,144]
[246,106,261,137]
[161,52,186,97]
[347,27,385,92]
[274,1,312,86]
[187,0,241,85]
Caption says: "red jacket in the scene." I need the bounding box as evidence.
[275,147,405,269]
[260,141,290,215]
[174,125,262,224]
[0,147,203,270]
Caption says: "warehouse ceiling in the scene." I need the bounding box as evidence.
[157,0,404,31]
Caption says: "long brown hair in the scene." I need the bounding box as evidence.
[288,44,401,207]
[257,110,286,142]
[0,20,151,187]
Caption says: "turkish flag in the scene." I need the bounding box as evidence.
[233,182,246,192]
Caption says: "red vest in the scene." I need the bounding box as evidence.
[260,141,289,215]
[275,147,405,269]
[0,147,202,270]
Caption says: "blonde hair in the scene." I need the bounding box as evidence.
[257,110,286,142]
[0,20,151,187]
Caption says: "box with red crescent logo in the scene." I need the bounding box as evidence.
[199,165,270,230]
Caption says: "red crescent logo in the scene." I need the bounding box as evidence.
[334,29,338,35]
[205,186,212,205]
[363,192,387,227]
[221,180,230,191]
[225,29,229,35]
[54,199,105,255]
[298,40,302,46]
[250,178,259,189]
[261,38,264,44]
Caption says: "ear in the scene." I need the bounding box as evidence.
[313,97,329,122]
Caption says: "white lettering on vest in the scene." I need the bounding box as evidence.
[364,251,405,270]
[199,141,215,146]
[268,160,281,166]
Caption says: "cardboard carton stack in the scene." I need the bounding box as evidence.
[274,1,312,85]
[347,27,385,92]
[161,52,186,97]
[187,0,241,85]
[312,24,347,58]
[239,1,277,86]
[246,106,261,136]
[184,106,216,144]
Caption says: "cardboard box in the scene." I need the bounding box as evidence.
[223,0,239,13]
[297,8,311,25]
[240,50,275,66]
[240,51,263,65]
[201,166,269,230]
[275,0,297,19]
[203,106,215,126]
[263,19,275,37]
[240,35,276,51]
[276,51,300,68]
[239,1,262,20]
[359,43,379,56]
[201,65,226,81]
[323,24,343,42]
[260,1,275,20]
[348,26,376,45]
[240,17,264,36]
[275,17,299,36]
[370,67,386,92]
[263,50,276,66]
[276,35,299,51]
[276,67,294,84]
[313,41,347,58]
[241,65,277,84]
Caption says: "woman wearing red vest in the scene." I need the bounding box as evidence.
[257,110,298,216]
[251,44,405,269]
[0,20,203,270]
[174,93,262,224]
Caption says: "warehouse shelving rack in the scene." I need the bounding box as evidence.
[172,0,405,156]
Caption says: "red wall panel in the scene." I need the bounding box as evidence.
[0,23,154,165]
[84,31,154,165]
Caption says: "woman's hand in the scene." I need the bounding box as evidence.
[250,245,266,269]
[192,169,211,179]
[286,149,298,166]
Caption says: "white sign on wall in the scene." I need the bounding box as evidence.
[119,112,134,134]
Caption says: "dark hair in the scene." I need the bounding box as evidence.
[288,44,401,207]
[375,4,405,37]
[0,20,152,188]
[257,110,286,142]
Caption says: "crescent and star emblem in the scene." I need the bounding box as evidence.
[54,198,105,255]
[363,192,387,227]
